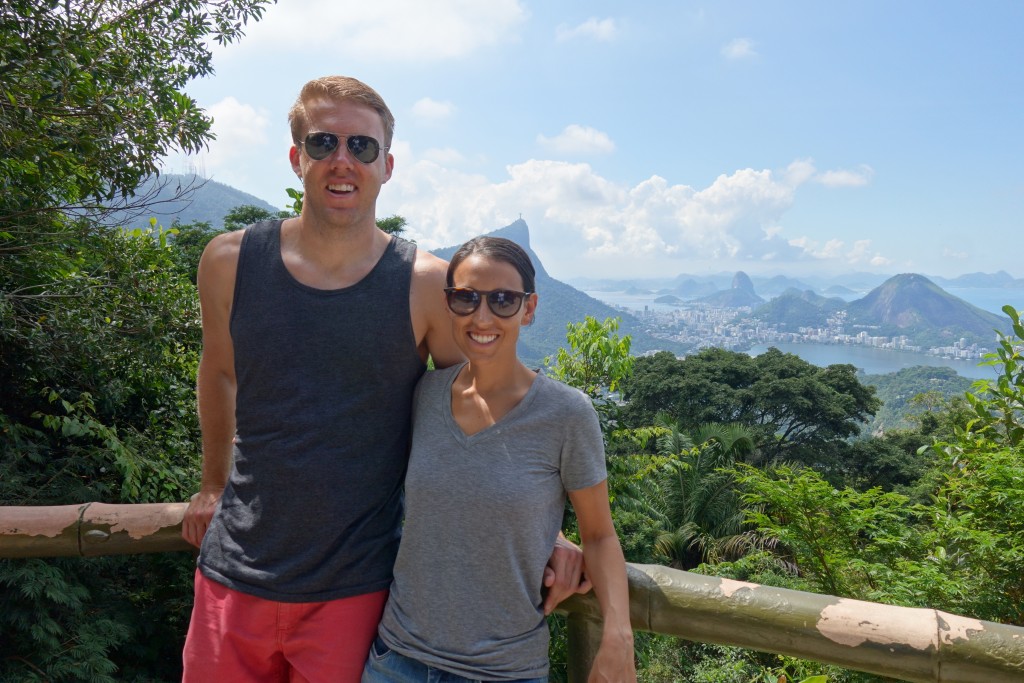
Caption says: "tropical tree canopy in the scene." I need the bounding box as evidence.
[621,348,881,464]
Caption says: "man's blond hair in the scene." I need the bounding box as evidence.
[288,75,395,148]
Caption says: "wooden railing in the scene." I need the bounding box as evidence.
[3,503,1024,683]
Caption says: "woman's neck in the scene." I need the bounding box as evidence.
[460,358,534,397]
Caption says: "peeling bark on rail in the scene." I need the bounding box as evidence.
[0,503,191,558]
[560,564,1024,683]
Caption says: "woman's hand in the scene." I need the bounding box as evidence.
[588,627,636,683]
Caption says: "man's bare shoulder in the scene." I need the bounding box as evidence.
[197,230,245,296]
[412,248,449,281]
[204,229,245,262]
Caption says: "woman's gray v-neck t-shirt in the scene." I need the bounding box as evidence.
[378,363,607,680]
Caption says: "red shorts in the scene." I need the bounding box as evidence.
[182,569,387,683]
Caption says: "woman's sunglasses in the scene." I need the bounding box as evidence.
[444,287,532,318]
[299,132,387,163]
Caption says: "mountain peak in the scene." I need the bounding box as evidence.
[473,219,548,278]
[732,271,756,293]
[847,272,1006,338]
[487,218,531,250]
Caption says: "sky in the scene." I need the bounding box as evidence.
[164,0,1024,281]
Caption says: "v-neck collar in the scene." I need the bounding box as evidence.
[442,363,543,447]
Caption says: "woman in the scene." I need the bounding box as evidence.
[363,236,635,682]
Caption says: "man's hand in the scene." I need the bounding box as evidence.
[542,535,592,615]
[181,488,223,548]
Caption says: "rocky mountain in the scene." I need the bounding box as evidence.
[430,220,687,366]
[846,273,1008,342]
[695,270,765,307]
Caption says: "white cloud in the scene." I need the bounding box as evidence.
[381,152,907,275]
[162,97,276,191]
[943,247,969,260]
[556,17,618,43]
[815,164,874,187]
[223,0,528,62]
[386,155,833,267]
[412,98,456,123]
[721,38,757,60]
[537,124,616,155]
[205,97,272,163]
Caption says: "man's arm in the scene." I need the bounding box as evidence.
[411,249,464,368]
[182,231,242,548]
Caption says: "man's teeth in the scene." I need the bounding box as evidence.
[328,183,354,192]
[470,333,497,343]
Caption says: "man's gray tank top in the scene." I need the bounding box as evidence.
[197,220,426,602]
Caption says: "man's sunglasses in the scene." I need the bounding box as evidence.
[299,132,387,163]
[444,287,532,318]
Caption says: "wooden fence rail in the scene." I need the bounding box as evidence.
[2,503,1023,683]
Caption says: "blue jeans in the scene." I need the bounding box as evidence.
[361,636,547,683]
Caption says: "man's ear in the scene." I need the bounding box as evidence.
[289,145,302,180]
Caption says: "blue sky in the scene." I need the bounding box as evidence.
[165,1,1024,280]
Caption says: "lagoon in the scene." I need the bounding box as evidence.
[746,342,998,380]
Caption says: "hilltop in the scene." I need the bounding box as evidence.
[107,173,284,230]
[431,220,687,366]
[749,288,845,328]
[846,273,1008,344]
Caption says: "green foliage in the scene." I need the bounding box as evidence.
[609,417,762,570]
[827,432,935,494]
[621,348,880,465]
[859,365,972,435]
[965,305,1024,446]
[547,316,634,398]
[0,0,271,226]
[738,465,925,600]
[545,316,634,437]
[924,443,1024,623]
[286,187,304,214]
[899,305,1024,622]
[167,219,221,284]
[376,214,408,236]
[222,204,291,232]
[1,225,202,679]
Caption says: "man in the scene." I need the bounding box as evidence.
[181,76,585,682]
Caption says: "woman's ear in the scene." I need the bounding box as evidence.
[522,292,538,326]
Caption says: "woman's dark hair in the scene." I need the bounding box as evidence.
[446,236,536,293]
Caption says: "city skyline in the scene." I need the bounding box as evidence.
[164,1,1024,280]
